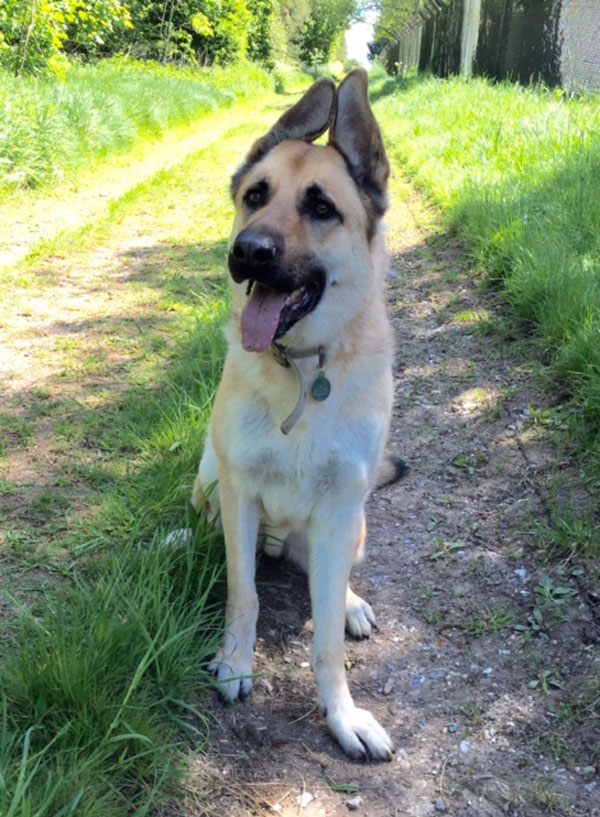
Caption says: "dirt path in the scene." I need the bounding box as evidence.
[182,179,599,817]
[0,94,598,816]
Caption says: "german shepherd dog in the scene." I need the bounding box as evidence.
[191,70,402,761]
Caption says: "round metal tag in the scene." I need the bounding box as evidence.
[311,373,331,402]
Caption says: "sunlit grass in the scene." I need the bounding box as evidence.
[0,520,224,816]
[0,57,274,193]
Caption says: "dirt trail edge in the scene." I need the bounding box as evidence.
[184,176,599,817]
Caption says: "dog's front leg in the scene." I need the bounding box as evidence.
[209,469,260,701]
[309,510,394,761]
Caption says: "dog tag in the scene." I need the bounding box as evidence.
[311,373,331,401]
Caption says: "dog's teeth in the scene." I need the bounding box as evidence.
[284,286,306,307]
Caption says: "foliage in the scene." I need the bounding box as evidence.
[247,0,274,67]
[297,0,358,66]
[0,0,132,75]
[271,0,311,64]
[0,0,273,72]
[104,0,253,65]
[0,0,356,73]
[371,0,431,44]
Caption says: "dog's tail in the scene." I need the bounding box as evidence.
[375,456,409,489]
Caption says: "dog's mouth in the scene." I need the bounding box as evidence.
[241,277,324,353]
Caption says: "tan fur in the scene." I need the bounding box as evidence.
[192,71,396,761]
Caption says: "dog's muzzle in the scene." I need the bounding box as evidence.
[228,228,325,354]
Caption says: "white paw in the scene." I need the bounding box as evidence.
[326,704,393,762]
[209,650,254,701]
[345,588,376,638]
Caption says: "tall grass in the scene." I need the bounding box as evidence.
[373,74,600,495]
[0,57,273,192]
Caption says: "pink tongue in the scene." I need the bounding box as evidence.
[241,284,287,353]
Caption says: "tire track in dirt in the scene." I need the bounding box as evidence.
[181,173,599,817]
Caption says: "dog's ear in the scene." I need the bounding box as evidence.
[231,78,336,195]
[329,69,389,217]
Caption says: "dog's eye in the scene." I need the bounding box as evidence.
[314,201,334,219]
[243,182,268,209]
[300,184,343,224]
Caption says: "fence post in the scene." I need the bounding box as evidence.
[460,0,482,75]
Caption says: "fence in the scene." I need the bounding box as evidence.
[386,0,600,94]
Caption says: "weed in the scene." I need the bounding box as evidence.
[534,509,600,561]
[468,607,516,636]
[516,575,577,636]
[460,699,485,726]
[429,538,467,560]
[528,668,566,694]
[525,781,567,810]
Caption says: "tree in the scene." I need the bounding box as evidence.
[271,0,311,64]
[103,0,252,65]
[296,0,358,65]
[247,0,273,66]
[366,0,430,45]
[0,0,131,75]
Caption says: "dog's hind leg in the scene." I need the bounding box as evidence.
[346,513,376,638]
[308,506,393,761]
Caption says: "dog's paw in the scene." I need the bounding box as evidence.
[209,653,253,701]
[326,704,393,762]
[345,588,376,638]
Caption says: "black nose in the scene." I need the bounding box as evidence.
[231,231,279,266]
[228,228,284,284]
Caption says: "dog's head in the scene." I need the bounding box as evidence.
[228,70,390,353]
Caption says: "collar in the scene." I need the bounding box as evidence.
[270,342,328,434]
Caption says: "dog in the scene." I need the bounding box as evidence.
[190,69,403,761]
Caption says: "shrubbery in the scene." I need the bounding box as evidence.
[0,0,361,77]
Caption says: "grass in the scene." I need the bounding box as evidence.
[372,70,600,551]
[0,57,274,192]
[0,519,224,815]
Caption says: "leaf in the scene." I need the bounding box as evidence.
[325,776,359,794]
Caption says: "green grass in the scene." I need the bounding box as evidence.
[0,57,274,192]
[0,520,224,815]
[373,72,600,541]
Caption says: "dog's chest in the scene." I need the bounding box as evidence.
[226,400,379,525]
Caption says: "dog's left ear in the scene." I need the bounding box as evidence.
[329,69,390,216]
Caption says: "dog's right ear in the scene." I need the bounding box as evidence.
[231,78,336,196]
